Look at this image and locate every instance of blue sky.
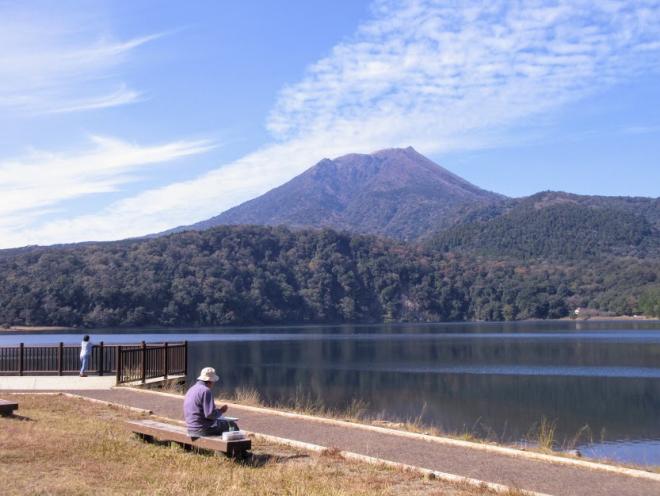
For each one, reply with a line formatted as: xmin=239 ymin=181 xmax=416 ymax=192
xmin=1 ymin=0 xmax=659 ymax=248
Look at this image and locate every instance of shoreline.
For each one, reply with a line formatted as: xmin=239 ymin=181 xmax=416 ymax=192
xmin=2 ymin=315 xmax=658 ymax=334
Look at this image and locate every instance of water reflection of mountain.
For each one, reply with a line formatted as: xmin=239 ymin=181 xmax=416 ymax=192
xmin=188 ymin=330 xmax=660 ymax=444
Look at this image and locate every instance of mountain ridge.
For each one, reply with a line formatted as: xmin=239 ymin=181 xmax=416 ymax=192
xmin=166 ymin=146 xmax=505 ymax=240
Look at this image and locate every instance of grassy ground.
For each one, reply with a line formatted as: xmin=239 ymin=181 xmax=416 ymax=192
xmin=0 ymin=395 xmax=523 ymax=496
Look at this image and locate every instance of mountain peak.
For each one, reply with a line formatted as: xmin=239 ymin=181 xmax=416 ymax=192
xmin=171 ymin=147 xmax=506 ymax=240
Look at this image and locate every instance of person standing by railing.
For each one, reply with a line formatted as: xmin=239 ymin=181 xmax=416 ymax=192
xmin=79 ymin=335 xmax=93 ymax=377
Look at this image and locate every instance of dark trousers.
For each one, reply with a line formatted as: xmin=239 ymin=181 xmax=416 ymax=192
xmin=188 ymin=420 xmax=238 ymax=437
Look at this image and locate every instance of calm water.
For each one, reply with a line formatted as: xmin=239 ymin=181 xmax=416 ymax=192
xmin=2 ymin=321 xmax=659 ymax=467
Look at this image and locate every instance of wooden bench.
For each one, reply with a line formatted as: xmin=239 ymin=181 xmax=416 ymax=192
xmin=127 ymin=419 xmax=251 ymax=457
xmin=0 ymin=399 xmax=18 ymax=416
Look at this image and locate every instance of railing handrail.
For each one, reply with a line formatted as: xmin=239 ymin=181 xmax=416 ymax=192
xmin=0 ymin=340 xmax=187 ymax=385
xmin=0 ymin=341 xmax=185 ymax=349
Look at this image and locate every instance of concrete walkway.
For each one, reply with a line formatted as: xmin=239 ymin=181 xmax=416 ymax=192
xmin=46 ymin=387 xmax=660 ymax=496
xmin=0 ymin=375 xmax=116 ymax=390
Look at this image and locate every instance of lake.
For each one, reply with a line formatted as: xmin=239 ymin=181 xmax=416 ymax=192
xmin=2 ymin=320 xmax=659 ymax=467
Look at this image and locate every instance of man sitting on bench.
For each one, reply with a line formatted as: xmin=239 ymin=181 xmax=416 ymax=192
xmin=183 ymin=366 xmax=237 ymax=437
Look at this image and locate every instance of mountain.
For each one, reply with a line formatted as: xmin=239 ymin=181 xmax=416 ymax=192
xmin=428 ymin=191 xmax=660 ymax=259
xmin=170 ymin=147 xmax=504 ymax=240
xmin=3 ymin=148 xmax=659 ymax=328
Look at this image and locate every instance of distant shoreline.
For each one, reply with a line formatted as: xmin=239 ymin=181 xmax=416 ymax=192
xmin=1 ymin=315 xmax=657 ymax=334
xmin=2 ymin=325 xmax=78 ymax=333
xmin=562 ymin=315 xmax=654 ymax=321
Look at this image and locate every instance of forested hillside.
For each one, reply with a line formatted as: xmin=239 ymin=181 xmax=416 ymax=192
xmin=429 ymin=192 xmax=660 ymax=259
xmin=1 ymin=225 xmax=658 ymax=328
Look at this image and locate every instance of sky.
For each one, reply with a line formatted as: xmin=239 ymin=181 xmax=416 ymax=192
xmin=1 ymin=0 xmax=660 ymax=249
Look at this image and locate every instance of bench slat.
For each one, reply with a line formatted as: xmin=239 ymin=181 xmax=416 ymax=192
xmin=127 ymin=419 xmax=251 ymax=454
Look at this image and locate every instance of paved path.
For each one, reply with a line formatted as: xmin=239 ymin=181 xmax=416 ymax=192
xmin=54 ymin=388 xmax=660 ymax=496
xmin=0 ymin=375 xmax=184 ymax=390
xmin=0 ymin=375 xmax=116 ymax=390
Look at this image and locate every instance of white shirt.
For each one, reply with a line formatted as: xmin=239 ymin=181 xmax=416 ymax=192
xmin=80 ymin=340 xmax=93 ymax=358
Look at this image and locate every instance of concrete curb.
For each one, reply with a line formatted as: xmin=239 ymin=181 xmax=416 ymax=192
xmin=62 ymin=392 xmax=153 ymax=415
xmin=2 ymin=392 xmax=60 ymax=395
xmin=5 ymin=391 xmax=153 ymax=415
xmin=0 ymin=375 xmax=116 ymax=390
xmin=122 ymin=386 xmax=660 ymax=482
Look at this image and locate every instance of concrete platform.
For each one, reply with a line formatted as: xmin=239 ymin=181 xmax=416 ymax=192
xmin=0 ymin=375 xmax=116 ymax=390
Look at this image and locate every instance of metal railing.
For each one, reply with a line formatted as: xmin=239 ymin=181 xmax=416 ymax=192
xmin=0 ymin=341 xmax=187 ymax=385
xmin=115 ymin=341 xmax=187 ymax=384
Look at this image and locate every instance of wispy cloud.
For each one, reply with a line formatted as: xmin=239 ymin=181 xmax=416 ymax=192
xmin=0 ymin=5 xmax=158 ymax=114
xmin=0 ymin=136 xmax=214 ymax=240
xmin=4 ymin=0 xmax=660 ymax=247
xmin=621 ymin=124 xmax=660 ymax=135
xmin=42 ymin=85 xmax=144 ymax=115
xmin=267 ymin=0 xmax=660 ymax=149
xmin=0 ymin=136 xmax=340 ymax=248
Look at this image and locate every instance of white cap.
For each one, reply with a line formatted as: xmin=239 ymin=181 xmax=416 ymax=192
xmin=197 ymin=366 xmax=220 ymax=382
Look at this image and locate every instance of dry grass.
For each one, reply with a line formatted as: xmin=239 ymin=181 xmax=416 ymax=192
xmin=220 ymin=389 xmax=507 ymax=448
xmin=528 ymin=417 xmax=558 ymax=452
xmin=0 ymin=394 xmax=508 ymax=496
xmin=232 ymin=386 xmax=263 ymax=406
xmin=223 ymin=388 xmax=437 ymax=434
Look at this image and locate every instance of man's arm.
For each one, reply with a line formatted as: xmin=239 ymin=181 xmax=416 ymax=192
xmin=202 ymin=389 xmax=217 ymax=419
xmin=202 ymin=389 xmax=228 ymax=419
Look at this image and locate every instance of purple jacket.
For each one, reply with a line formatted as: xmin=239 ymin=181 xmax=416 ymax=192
xmin=183 ymin=381 xmax=219 ymax=430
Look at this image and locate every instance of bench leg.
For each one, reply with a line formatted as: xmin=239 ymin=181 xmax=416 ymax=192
xmin=134 ymin=433 xmax=154 ymax=443
xmin=226 ymin=447 xmax=250 ymax=459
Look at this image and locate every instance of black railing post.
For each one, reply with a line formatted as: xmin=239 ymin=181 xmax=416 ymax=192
xmin=116 ymin=345 xmax=122 ymax=385
xmin=163 ymin=342 xmax=168 ymax=380
xmin=184 ymin=340 xmax=188 ymax=377
xmin=19 ymin=343 xmax=24 ymax=376
xmin=141 ymin=341 xmax=147 ymax=384
xmin=58 ymin=342 xmax=63 ymax=376
xmin=98 ymin=341 xmax=104 ymax=376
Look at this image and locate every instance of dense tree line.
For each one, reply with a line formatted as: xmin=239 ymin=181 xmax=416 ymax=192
xmin=0 ymin=225 xmax=658 ymax=328
xmin=429 ymin=203 xmax=659 ymax=260
xmin=639 ymin=287 xmax=660 ymax=317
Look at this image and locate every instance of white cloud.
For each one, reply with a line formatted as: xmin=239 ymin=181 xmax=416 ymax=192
xmin=0 ymin=136 xmax=214 ymax=240
xmin=622 ymin=124 xmax=660 ymax=135
xmin=0 ymin=5 xmax=158 ymax=114
xmin=42 ymin=84 xmax=144 ymax=115
xmin=3 ymin=0 xmax=660 ymax=247
xmin=0 ymin=136 xmax=354 ymax=248
xmin=267 ymin=0 xmax=660 ymax=146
